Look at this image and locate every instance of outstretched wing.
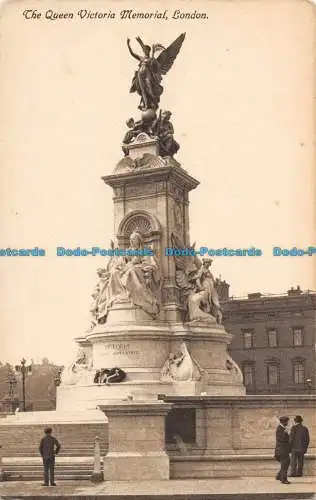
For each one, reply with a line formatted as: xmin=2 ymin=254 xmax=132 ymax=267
xmin=156 ymin=33 xmax=186 ymax=75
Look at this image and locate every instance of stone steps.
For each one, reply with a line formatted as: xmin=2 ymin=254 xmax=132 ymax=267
xmin=3 ymin=461 xmax=95 ymax=481
xmin=0 ymin=418 xmax=108 ymax=461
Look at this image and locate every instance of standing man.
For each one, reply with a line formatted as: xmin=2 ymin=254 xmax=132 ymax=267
xmin=274 ymin=416 xmax=291 ymax=484
xmin=289 ymin=415 xmax=310 ymax=477
xmin=39 ymin=427 xmax=61 ymax=486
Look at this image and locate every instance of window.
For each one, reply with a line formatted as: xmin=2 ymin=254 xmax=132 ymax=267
xmin=243 ymin=330 xmax=254 ymax=349
xmin=293 ymin=359 xmax=305 ymax=385
xmin=267 ymin=329 xmax=277 ymax=347
xmin=267 ymin=363 xmax=279 ymax=385
xmin=242 ymin=313 xmax=253 ymax=320
xmin=242 ymin=364 xmax=255 ymax=388
xmin=291 ymin=327 xmax=303 ymax=346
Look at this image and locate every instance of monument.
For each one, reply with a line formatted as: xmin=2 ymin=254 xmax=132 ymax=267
xmin=1 ymin=33 xmax=314 ymax=484
xmin=57 ymin=32 xmax=245 ymax=412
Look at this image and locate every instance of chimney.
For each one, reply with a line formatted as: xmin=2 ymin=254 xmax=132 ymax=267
xmin=216 ymin=279 xmax=230 ymax=301
xmin=287 ymin=286 xmax=302 ymax=296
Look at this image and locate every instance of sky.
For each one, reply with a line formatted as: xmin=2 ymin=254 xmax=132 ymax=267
xmin=0 ymin=0 xmax=315 ymax=365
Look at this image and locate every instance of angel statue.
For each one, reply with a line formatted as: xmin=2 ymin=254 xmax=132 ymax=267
xmin=171 ymin=233 xmax=223 ymax=324
xmin=127 ymin=33 xmax=186 ymax=111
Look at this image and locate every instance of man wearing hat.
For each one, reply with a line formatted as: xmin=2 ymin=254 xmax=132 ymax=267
xmin=289 ymin=415 xmax=310 ymax=477
xmin=274 ymin=416 xmax=291 ymax=484
xmin=39 ymin=427 xmax=61 ymax=486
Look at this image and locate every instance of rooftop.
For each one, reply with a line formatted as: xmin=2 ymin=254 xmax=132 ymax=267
xmin=224 ymin=286 xmax=316 ymax=303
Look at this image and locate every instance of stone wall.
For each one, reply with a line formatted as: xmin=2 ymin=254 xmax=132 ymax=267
xmin=164 ymin=394 xmax=316 ymax=477
xmin=1 ymin=395 xmax=315 ymax=479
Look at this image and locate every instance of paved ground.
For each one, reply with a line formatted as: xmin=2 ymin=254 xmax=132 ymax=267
xmin=0 ymin=477 xmax=315 ymax=499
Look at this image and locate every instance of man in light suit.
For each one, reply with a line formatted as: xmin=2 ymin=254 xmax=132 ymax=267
xmin=289 ymin=415 xmax=310 ymax=477
xmin=274 ymin=416 xmax=291 ymax=484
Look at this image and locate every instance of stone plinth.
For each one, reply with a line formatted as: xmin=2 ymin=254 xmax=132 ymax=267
xmin=100 ymin=401 xmax=173 ymax=481
xmin=61 ymin=320 xmax=245 ymax=411
xmin=126 ymin=133 xmax=159 ymax=160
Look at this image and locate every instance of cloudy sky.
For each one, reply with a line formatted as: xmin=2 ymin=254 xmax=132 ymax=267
xmin=0 ymin=0 xmax=315 ymax=365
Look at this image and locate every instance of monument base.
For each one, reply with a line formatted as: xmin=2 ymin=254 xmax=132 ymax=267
xmin=64 ymin=319 xmax=245 ymax=410
xmin=100 ymin=401 xmax=173 ymax=481
xmin=104 ymin=452 xmax=170 ymax=481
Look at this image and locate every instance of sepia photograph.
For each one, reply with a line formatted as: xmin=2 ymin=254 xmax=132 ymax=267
xmin=0 ymin=0 xmax=315 ymax=497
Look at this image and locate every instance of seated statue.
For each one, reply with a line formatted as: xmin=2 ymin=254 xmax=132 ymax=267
xmin=88 ymin=230 xmax=161 ymax=327
xmin=171 ymin=233 xmax=222 ymax=324
xmin=153 ymin=110 xmax=179 ymax=157
xmin=187 ymin=258 xmax=222 ymax=324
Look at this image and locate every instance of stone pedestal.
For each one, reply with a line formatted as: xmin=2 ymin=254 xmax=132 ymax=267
xmin=57 ymin=318 xmax=245 ymax=411
xmin=100 ymin=401 xmax=172 ymax=481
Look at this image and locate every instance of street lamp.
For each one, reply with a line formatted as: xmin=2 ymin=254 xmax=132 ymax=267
xmin=7 ymin=372 xmax=17 ymax=399
xmin=7 ymin=371 xmax=18 ymax=413
xmin=15 ymin=358 xmax=32 ymax=412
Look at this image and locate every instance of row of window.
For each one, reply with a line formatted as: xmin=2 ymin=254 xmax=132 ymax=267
xmin=242 ymin=327 xmax=303 ymax=349
xmin=243 ymin=359 xmax=306 ymax=388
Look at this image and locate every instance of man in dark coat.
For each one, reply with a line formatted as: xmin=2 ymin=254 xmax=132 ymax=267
xmin=39 ymin=427 xmax=61 ymax=486
xmin=289 ymin=415 xmax=310 ymax=477
xmin=274 ymin=416 xmax=291 ymax=484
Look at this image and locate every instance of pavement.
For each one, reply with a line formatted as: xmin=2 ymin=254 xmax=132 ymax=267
xmin=0 ymin=476 xmax=315 ymax=499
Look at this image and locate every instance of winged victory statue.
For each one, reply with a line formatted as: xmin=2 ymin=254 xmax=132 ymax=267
xmin=127 ymin=33 xmax=186 ymax=111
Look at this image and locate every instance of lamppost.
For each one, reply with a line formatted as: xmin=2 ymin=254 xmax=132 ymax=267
xmin=15 ymin=358 xmax=32 ymax=412
xmin=8 ymin=372 xmax=17 ymax=398
xmin=7 ymin=371 xmax=18 ymax=413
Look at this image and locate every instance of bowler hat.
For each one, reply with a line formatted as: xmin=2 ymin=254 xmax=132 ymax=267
xmin=294 ymin=415 xmax=303 ymax=423
xmin=279 ymin=416 xmax=289 ymax=424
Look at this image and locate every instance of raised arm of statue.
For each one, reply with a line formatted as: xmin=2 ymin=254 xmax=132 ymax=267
xmin=136 ymin=36 xmax=148 ymax=54
xmin=127 ymin=38 xmax=141 ymax=61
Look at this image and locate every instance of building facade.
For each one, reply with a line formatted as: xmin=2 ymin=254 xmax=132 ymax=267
xmin=221 ymin=286 xmax=316 ymax=394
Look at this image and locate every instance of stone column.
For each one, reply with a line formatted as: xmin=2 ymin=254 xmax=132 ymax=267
xmin=100 ymin=401 xmax=173 ymax=481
